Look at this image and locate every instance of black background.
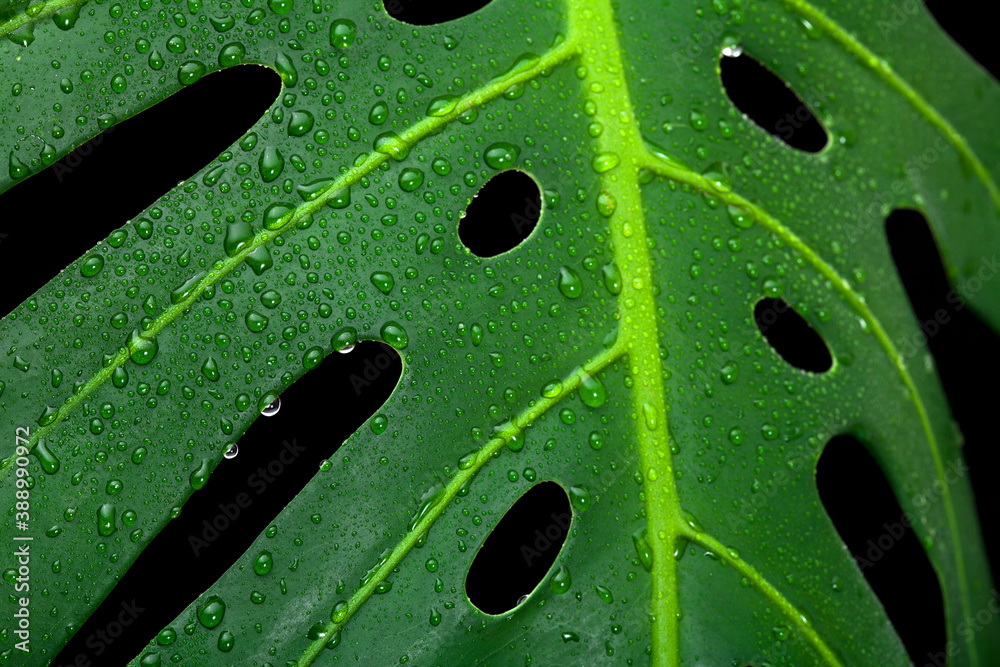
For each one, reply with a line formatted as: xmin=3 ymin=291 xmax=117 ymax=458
xmin=0 ymin=2 xmax=997 ymax=665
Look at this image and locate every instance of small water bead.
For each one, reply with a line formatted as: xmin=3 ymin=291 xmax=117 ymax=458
xmin=170 ymin=271 xmax=206 ymax=304
xmin=34 ymin=440 xmax=60 ymax=473
xmin=374 ymin=132 xmax=410 ymax=161
xmin=128 ymin=329 xmax=158 ymax=365
xmin=178 ymin=60 xmax=206 ymax=85
xmin=398 ymin=168 xmax=424 ymax=192
xmin=197 ymin=596 xmax=226 ymax=628
xmin=245 ymin=311 xmax=269 ymax=332
xmin=596 ymin=585 xmax=614 ymax=604
xmin=701 ymin=161 xmax=732 ymax=192
xmin=425 ymin=558 xmax=438 ymax=572
xmin=189 ymin=459 xmax=211 ymax=490
xmin=267 ymin=0 xmax=292 ymax=14
xmin=592 ymin=152 xmax=620 ymax=173
xmin=483 ymin=142 xmax=520 ymax=169
xmin=303 ymin=347 xmax=324 ymax=370
xmin=371 ymin=414 xmax=389 ymax=434
xmin=263 ymin=202 xmax=296 ymax=230
xmin=602 ymin=262 xmax=622 ymax=295
xmin=223 ymin=444 xmax=238 ymax=459
xmin=568 ymin=486 xmax=591 ymax=512
xmin=330 ymin=19 xmax=357 ymax=48
xmin=549 ymin=566 xmax=571 ymax=594
xmin=261 ymin=397 xmax=281 ymax=417
xmin=253 ymin=551 xmax=273 ymax=575
xmin=596 ymin=191 xmax=617 ymax=217
xmin=426 ymin=95 xmax=458 ymax=117
xmin=587 ymin=431 xmax=605 ymax=451
xmin=288 ymin=110 xmax=314 ymax=137
xmin=81 ymin=255 xmax=104 ymax=277
xmin=332 ymin=327 xmax=357 ymax=352
xmin=720 ymin=362 xmax=739 ymax=384
xmin=97 ymin=503 xmax=116 ymax=536
xmin=219 ymin=42 xmax=245 ymax=67
xmin=632 ymin=529 xmax=653 ymax=572
xmin=370 ymin=271 xmax=394 ymax=294
xmin=368 ymin=101 xmax=388 ymax=125
xmin=558 ymin=266 xmax=583 ymax=299
xmin=432 ymin=157 xmax=451 ymax=175
xmin=259 ymin=147 xmax=284 ymax=182
xmin=541 ymin=380 xmax=562 ymax=398
xmin=380 ymin=321 xmax=408 ymax=349
xmin=218 ymin=630 xmax=235 ymax=652
xmin=578 ymin=371 xmax=607 ymax=408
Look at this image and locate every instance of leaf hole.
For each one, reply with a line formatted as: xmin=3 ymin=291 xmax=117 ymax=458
xmin=753 ymin=298 xmax=833 ymax=373
xmin=0 ymin=65 xmax=281 ymax=319
xmin=817 ymin=434 xmax=946 ymax=664
xmin=50 ymin=342 xmax=400 ymax=666
xmin=885 ymin=207 xmax=1000 ymax=567
xmin=458 ymin=169 xmax=541 ymax=258
xmin=382 ymin=0 xmax=492 ymax=25
xmin=466 ymin=481 xmax=572 ymax=614
xmin=719 ymin=51 xmax=828 ymax=153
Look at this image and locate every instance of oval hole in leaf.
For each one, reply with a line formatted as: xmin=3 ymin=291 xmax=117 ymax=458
xmin=383 ymin=0 xmax=492 ymax=25
xmin=817 ymin=435 xmax=946 ymax=663
xmin=719 ymin=52 xmax=828 ymax=153
xmin=0 ymin=65 xmax=281 ymax=319
xmin=466 ymin=481 xmax=572 ymax=614
xmin=459 ymin=169 xmax=541 ymax=257
xmin=50 ymin=342 xmax=400 ymax=666
xmin=753 ymin=298 xmax=833 ymax=372
xmin=885 ymin=207 xmax=1000 ymax=566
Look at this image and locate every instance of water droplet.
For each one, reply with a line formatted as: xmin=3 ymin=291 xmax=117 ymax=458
xmin=632 ymin=529 xmax=653 ymax=572
xmin=380 ymin=321 xmax=408 ymax=349
xmin=330 ymin=19 xmax=357 ymax=48
xmin=189 ymin=459 xmax=211 ymax=490
xmin=558 ymin=266 xmax=583 ymax=299
xmin=261 ymin=397 xmax=281 ymax=417
xmin=34 ymin=439 xmax=60 ymax=474
xmin=253 ymin=551 xmax=273 ymax=575
xmin=128 ymin=329 xmax=158 ymax=365
xmin=178 ymin=60 xmax=206 ymax=85
xmin=578 ymin=371 xmax=607 ymax=408
xmin=288 ymin=110 xmax=315 ymax=137
xmin=484 ymin=142 xmax=520 ymax=169
xmin=592 ymin=152 xmax=620 ymax=173
xmin=81 ymin=255 xmax=104 ymax=277
xmin=223 ymin=444 xmax=238 ymax=459
xmin=197 ymin=596 xmax=226 ymax=628
xmin=97 ymin=503 xmax=116 ymax=536
xmin=549 ymin=566 xmax=571 ymax=594
xmin=398 ymin=168 xmax=424 ymax=192
xmin=426 ymin=95 xmax=458 ymax=117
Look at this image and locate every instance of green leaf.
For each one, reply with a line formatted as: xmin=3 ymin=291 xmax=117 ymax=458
xmin=2 ymin=0 xmax=999 ymax=665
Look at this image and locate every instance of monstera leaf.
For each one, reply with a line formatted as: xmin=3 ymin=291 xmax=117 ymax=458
xmin=2 ymin=0 xmax=999 ymax=664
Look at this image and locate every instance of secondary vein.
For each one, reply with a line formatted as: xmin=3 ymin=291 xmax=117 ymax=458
xmin=294 ymin=344 xmax=624 ymax=667
xmin=643 ymin=149 xmax=973 ymax=664
xmin=776 ymin=0 xmax=1000 ymax=219
xmin=0 ymin=38 xmax=579 ymax=476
